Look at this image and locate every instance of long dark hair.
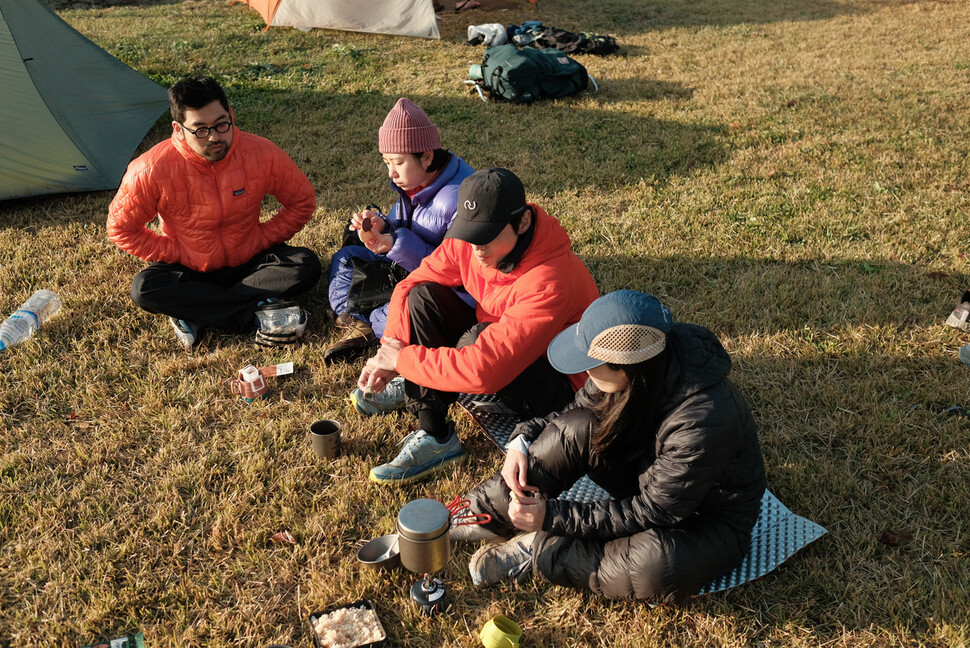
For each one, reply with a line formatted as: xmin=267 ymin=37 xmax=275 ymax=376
xmin=590 ymin=348 xmax=671 ymax=461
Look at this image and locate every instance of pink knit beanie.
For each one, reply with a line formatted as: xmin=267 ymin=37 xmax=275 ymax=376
xmin=378 ymin=98 xmax=441 ymax=154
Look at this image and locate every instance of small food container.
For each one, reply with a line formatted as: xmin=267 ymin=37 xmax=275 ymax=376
xmin=396 ymin=498 xmax=451 ymax=574
xmin=356 ymin=534 xmax=401 ymax=571
xmin=308 ymin=599 xmax=387 ymax=648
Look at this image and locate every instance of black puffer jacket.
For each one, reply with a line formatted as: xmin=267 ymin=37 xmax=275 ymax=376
xmin=465 ymin=323 xmax=765 ymax=600
xmin=514 ymin=322 xmax=766 ymax=538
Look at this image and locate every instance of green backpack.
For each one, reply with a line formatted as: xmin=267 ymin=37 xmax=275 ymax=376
xmin=469 ymin=44 xmax=591 ymax=104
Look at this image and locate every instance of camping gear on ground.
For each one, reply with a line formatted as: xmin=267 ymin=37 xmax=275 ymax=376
xmin=945 ymin=289 xmax=970 ymax=332
xmin=308 ymin=600 xmax=388 ymax=648
xmin=480 ymin=615 xmax=523 ymax=648
xmin=345 ymin=258 xmax=409 ymax=317
xmin=467 ymin=44 xmax=596 ymax=104
xmin=233 ymin=365 xmax=268 ymax=401
xmin=467 ymin=23 xmax=508 ymax=47
xmin=0 ymin=0 xmax=168 ymax=201
xmin=0 ymin=290 xmax=61 ymax=351
xmin=457 ymin=392 xmax=828 ymax=595
xmin=395 ymin=497 xmax=492 ymax=614
xmin=398 ymin=498 xmax=451 ymax=614
xmin=357 ymin=534 xmax=402 ymax=570
xmin=309 ymin=419 xmax=342 ymax=459
xmin=508 ymin=21 xmax=620 ymax=56
xmin=397 ymin=499 xmax=451 ymax=572
xmin=229 ymin=362 xmax=294 ymax=402
xmin=444 ymin=494 xmax=492 ymax=526
xmin=79 ymin=631 xmax=145 ymax=648
xmin=255 ymin=300 xmax=308 ymax=348
xmin=231 ymin=0 xmax=440 ymax=39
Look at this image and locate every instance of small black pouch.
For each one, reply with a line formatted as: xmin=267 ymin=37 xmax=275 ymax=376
xmin=345 ymin=257 xmax=408 ymax=316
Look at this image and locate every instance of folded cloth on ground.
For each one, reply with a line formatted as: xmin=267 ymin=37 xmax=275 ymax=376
xmin=508 ymin=21 xmax=619 ymax=55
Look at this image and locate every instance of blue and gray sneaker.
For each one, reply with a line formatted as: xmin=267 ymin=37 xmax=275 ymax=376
xmin=351 ymin=376 xmax=406 ymax=416
xmin=369 ymin=427 xmax=467 ymax=484
xmin=169 ymin=317 xmax=199 ymax=349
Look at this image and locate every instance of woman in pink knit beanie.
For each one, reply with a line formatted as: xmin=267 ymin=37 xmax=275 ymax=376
xmin=325 ymin=98 xmax=476 ymax=367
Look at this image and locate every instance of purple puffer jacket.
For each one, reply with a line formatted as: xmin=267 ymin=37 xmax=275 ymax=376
xmin=382 ymin=153 xmax=475 ymax=271
xmin=327 ymin=153 xmax=475 ymax=336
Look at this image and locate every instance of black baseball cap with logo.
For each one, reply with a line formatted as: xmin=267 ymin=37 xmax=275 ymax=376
xmin=445 ymin=167 xmax=528 ymax=246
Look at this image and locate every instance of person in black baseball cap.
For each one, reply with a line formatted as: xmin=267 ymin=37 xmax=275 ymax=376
xmin=443 ymin=167 xmax=534 ymax=272
xmin=445 ymin=167 xmax=528 ymax=246
xmin=351 ymin=167 xmax=600 ymax=485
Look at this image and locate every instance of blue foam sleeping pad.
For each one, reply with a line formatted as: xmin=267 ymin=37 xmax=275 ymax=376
xmin=457 ymin=394 xmax=828 ymax=595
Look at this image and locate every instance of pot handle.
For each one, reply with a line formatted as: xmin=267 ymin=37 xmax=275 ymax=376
xmin=452 ymin=512 xmax=492 ymax=526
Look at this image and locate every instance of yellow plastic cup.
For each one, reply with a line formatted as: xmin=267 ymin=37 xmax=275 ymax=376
xmin=479 ymin=615 xmax=522 ymax=648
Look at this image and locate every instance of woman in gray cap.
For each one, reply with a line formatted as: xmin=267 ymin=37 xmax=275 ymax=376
xmin=455 ymin=290 xmax=766 ymax=603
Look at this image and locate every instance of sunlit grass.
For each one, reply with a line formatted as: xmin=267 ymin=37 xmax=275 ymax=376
xmin=1 ymin=0 xmax=968 ymax=646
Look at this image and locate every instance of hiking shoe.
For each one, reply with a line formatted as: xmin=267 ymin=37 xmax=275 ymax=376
xmin=351 ymin=376 xmax=406 ymax=416
xmin=368 ymin=427 xmax=467 ymax=484
xmin=945 ymin=291 xmax=970 ymax=333
xmin=169 ymin=317 xmax=199 ymax=349
xmin=324 ymin=315 xmax=378 ymax=364
xmin=960 ymin=345 xmax=970 ymax=367
xmin=335 ymin=312 xmax=358 ymax=328
xmin=468 ymin=531 xmax=536 ymax=587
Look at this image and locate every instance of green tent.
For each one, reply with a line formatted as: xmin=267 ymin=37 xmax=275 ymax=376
xmin=0 ymin=0 xmax=168 ymax=201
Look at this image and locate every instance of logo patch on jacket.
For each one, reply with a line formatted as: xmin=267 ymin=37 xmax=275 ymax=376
xmin=233 ymin=188 xmax=246 ymax=196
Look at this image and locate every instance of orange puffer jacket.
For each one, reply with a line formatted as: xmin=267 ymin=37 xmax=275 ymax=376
xmin=107 ymin=126 xmax=316 ymax=273
xmin=383 ymin=205 xmax=600 ymax=394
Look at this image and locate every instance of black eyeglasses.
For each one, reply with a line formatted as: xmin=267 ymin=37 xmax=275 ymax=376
xmin=181 ymin=120 xmax=232 ymax=139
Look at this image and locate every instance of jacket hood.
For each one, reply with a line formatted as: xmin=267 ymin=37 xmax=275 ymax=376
xmin=661 ymin=323 xmax=732 ymax=408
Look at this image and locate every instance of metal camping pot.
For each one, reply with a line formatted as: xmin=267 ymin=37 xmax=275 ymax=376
xmin=397 ymin=498 xmax=451 ymax=574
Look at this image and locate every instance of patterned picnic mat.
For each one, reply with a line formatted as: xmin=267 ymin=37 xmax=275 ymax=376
xmin=457 ymin=393 xmax=828 ymax=595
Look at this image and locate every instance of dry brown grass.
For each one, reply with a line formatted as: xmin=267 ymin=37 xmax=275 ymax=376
xmin=2 ymin=0 xmax=969 ymax=646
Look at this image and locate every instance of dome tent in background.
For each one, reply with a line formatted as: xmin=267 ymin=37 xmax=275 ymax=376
xmin=231 ymin=0 xmax=440 ymax=39
xmin=0 ymin=0 xmax=168 ymax=201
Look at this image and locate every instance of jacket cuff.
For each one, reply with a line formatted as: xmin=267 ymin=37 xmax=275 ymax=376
xmin=505 ymin=436 xmax=531 ymax=455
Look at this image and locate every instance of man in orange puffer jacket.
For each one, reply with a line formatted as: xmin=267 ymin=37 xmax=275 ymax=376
xmin=107 ymin=76 xmax=320 ymax=349
xmin=355 ymin=168 xmax=600 ymax=484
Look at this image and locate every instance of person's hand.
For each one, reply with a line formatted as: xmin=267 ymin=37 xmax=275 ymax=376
xmin=501 ymin=449 xmax=536 ymax=499
xmin=370 ymin=337 xmax=405 ymax=372
xmin=508 ymin=493 xmax=546 ymax=532
xmin=357 ymin=361 xmax=398 ymax=393
xmin=363 ymin=231 xmax=394 ymax=255
xmin=357 ymin=338 xmax=406 ymax=392
xmin=349 ymin=209 xmax=386 ymax=234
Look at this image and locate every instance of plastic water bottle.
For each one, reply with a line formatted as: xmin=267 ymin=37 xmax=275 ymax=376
xmin=0 ymin=289 xmax=62 ymax=351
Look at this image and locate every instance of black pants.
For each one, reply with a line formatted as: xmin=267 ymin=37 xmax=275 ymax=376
xmin=405 ymin=282 xmax=574 ymax=439
xmin=130 ymin=244 xmax=321 ymax=332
